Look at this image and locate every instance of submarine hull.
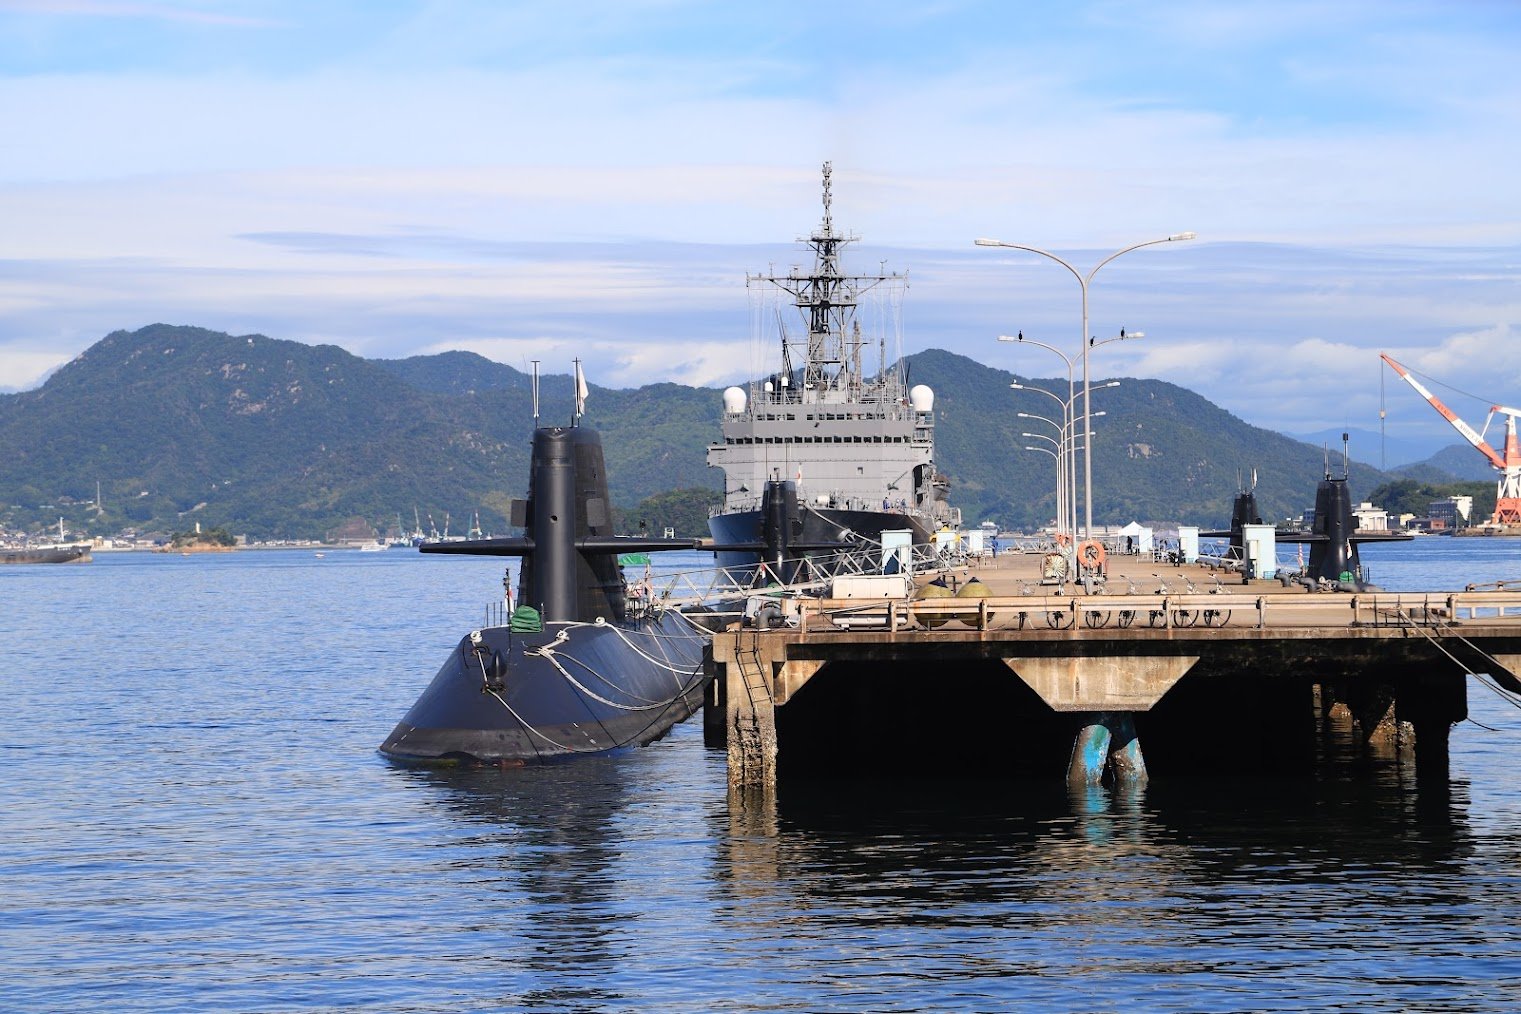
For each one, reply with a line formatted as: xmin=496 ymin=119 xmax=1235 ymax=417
xmin=379 ymin=611 xmax=708 ymax=765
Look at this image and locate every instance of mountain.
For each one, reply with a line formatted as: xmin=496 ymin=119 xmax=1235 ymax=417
xmin=912 ymin=349 xmax=1391 ymax=530
xmin=0 ymin=324 xmax=1415 ymax=540
xmin=1288 ymin=426 xmax=1444 ymax=471
xmin=1393 ymin=443 xmax=1499 ymax=483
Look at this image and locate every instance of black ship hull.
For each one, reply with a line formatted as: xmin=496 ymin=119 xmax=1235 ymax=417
xmin=1 ymin=545 xmax=91 ymax=564
xmin=380 ymin=610 xmax=708 ymax=765
xmin=709 ymin=506 xmax=936 ymax=575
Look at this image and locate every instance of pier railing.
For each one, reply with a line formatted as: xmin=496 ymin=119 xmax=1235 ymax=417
xmin=477 ymin=542 xmax=957 ymax=628
xmin=788 ymin=589 xmax=1521 ymax=635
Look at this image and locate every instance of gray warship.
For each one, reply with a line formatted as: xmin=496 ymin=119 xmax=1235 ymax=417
xmin=706 ymin=163 xmax=959 ymax=574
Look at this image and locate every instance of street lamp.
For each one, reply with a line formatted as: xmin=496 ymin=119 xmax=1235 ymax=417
xmin=1018 ymin=413 xmax=1067 ymax=535
xmin=1011 ymin=381 xmax=1119 ymax=542
xmin=977 ymin=232 xmax=1194 ymax=536
xmin=1011 ymin=381 xmax=1075 ymax=540
xmin=1001 ymin=332 xmax=1078 ymax=541
xmin=1020 ymin=435 xmax=1064 ymax=541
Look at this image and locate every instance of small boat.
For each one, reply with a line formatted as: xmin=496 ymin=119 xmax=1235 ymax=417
xmin=1 ymin=519 xmax=93 ymax=564
xmin=1 ymin=543 xmax=91 ymax=565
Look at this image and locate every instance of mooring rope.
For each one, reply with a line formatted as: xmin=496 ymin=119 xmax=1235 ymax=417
xmin=471 ymin=635 xmax=623 ymax=755
xmin=527 ymin=620 xmax=704 ymax=686
xmin=1393 ymin=607 xmax=1521 ymax=716
xmin=549 ymin=643 xmax=700 ymax=708
xmin=529 ymin=642 xmax=703 ymax=713
xmin=604 ymin=623 xmax=707 ymax=676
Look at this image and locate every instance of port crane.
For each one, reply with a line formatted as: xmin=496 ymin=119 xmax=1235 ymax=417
xmin=1380 ymin=353 xmax=1521 ymax=526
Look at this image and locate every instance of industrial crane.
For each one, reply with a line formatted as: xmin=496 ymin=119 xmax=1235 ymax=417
xmin=1380 ymin=353 xmax=1521 ymax=526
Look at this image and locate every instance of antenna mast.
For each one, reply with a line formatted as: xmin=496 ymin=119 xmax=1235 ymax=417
xmin=531 ymin=360 xmax=540 ymax=427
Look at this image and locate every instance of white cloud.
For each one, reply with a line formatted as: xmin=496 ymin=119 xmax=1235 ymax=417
xmin=417 ymin=335 xmax=759 ymax=390
xmin=1 ymin=0 xmax=1519 ymax=464
xmin=0 ymin=349 xmax=71 ymax=391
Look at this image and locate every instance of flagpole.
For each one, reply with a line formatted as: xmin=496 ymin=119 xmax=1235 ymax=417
xmin=572 ymin=358 xmax=588 ymax=426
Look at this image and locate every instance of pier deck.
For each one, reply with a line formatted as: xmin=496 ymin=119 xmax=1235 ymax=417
xmin=703 ymin=550 xmax=1521 ymax=792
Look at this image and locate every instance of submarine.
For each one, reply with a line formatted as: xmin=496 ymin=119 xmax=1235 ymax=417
xmin=378 ymin=422 xmax=714 ymax=765
xmin=1276 ymin=438 xmax=1412 ymax=590
xmin=1205 ymin=437 xmax=1411 ymax=591
xmin=1199 ymin=471 xmax=1267 ymax=566
xmin=380 ymin=371 xmax=852 ymax=765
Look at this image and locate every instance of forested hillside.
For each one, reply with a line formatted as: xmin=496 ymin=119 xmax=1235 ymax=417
xmin=0 ymin=324 xmax=1415 ymax=540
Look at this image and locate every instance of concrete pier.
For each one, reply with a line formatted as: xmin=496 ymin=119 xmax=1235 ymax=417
xmin=703 ymin=550 xmax=1521 ymax=790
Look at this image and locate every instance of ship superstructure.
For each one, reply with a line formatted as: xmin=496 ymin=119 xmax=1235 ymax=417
xmin=706 ymin=163 xmax=957 ymax=568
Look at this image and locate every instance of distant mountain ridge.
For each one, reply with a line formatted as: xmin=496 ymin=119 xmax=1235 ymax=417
xmin=0 ymin=324 xmax=1415 ymax=539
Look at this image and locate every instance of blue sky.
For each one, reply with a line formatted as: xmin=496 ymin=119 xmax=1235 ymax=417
xmin=2 ymin=0 xmax=1520 ymax=463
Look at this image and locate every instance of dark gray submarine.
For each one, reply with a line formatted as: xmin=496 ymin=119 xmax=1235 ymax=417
xmin=379 ymin=422 xmax=715 ymax=766
xmin=380 ymin=397 xmax=845 ymax=765
xmin=1205 ymin=436 xmax=1410 ymax=591
xmin=1276 ymin=445 xmax=1412 ymax=590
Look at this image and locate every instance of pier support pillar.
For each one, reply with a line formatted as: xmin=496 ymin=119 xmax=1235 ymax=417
xmin=1106 ymin=713 xmax=1148 ymax=786
xmin=1067 ymin=720 xmax=1111 ymax=787
xmin=1411 ymin=719 xmax=1452 ymax=781
xmin=1398 ymin=670 xmax=1467 ymax=781
xmin=1347 ymin=682 xmax=1406 ymax=758
xmin=714 ymin=633 xmax=778 ymax=794
xmin=1067 ymin=712 xmax=1147 ymax=788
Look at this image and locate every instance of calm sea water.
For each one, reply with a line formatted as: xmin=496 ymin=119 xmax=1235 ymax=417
xmin=6 ymin=538 xmax=1521 ymax=1012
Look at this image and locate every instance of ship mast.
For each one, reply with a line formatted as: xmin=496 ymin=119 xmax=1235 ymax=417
xmin=749 ymin=162 xmax=903 ymax=401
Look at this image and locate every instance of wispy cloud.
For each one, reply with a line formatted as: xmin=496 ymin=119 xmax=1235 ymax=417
xmin=0 ymin=0 xmax=1518 ymax=460
xmin=0 ymin=0 xmax=280 ymax=27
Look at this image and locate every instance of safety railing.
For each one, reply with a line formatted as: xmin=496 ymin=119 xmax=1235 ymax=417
xmin=786 ymin=588 xmax=1521 ymax=636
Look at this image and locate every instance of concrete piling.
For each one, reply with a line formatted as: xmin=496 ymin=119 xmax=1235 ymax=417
xmin=699 ymin=552 xmax=1521 ymax=794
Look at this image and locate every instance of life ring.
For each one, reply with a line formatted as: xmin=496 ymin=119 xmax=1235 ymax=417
xmin=1078 ymin=539 xmax=1106 ymax=569
xmin=1055 ymin=532 xmax=1072 ymax=547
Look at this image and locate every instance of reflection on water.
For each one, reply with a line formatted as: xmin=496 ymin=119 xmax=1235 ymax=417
xmin=706 ymin=771 xmax=1508 ymax=1011
xmin=397 ymin=764 xmax=634 ymax=1011
xmin=4 ymin=545 xmax=1521 ymax=1011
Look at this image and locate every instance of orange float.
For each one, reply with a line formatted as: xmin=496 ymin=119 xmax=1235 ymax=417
xmin=1078 ymin=539 xmax=1106 ymax=569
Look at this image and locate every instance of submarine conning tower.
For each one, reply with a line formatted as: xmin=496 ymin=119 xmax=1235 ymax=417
xmin=761 ymin=478 xmax=803 ymax=584
xmin=1302 ymin=473 xmax=1374 ymax=584
xmin=1276 ymin=435 xmax=1412 ymax=587
xmin=419 ymin=424 xmax=714 ymax=620
xmin=1223 ymin=488 xmax=1263 ymax=560
xmin=517 ymin=426 xmax=624 ymax=623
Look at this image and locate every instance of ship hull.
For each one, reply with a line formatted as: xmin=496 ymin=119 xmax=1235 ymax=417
xmin=379 ymin=610 xmax=708 ymax=765
xmin=709 ymin=506 xmax=936 ymax=574
xmin=1 ymin=545 xmax=91 ymax=564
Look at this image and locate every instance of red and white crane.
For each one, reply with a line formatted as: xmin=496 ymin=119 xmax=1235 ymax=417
xmin=1381 ymin=353 xmax=1521 ymax=526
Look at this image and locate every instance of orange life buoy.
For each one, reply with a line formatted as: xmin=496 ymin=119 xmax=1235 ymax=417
xmin=1078 ymin=539 xmax=1106 ymax=569
xmin=1055 ymin=532 xmax=1072 ymax=547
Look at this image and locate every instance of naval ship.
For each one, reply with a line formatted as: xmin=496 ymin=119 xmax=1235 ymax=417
xmin=706 ymin=163 xmax=958 ymax=573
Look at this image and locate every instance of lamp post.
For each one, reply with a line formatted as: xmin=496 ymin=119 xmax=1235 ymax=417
xmin=1021 ymin=442 xmax=1063 ymax=544
xmin=1018 ymin=420 xmax=1066 ymax=540
xmin=977 ymin=232 xmax=1194 ymax=537
xmin=1011 ymin=378 xmax=1120 ymax=543
xmin=1019 ymin=427 xmax=1067 ymax=541
xmin=1003 ymin=332 xmax=1076 ymax=541
xmin=1011 ymin=382 xmax=1075 ymax=541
